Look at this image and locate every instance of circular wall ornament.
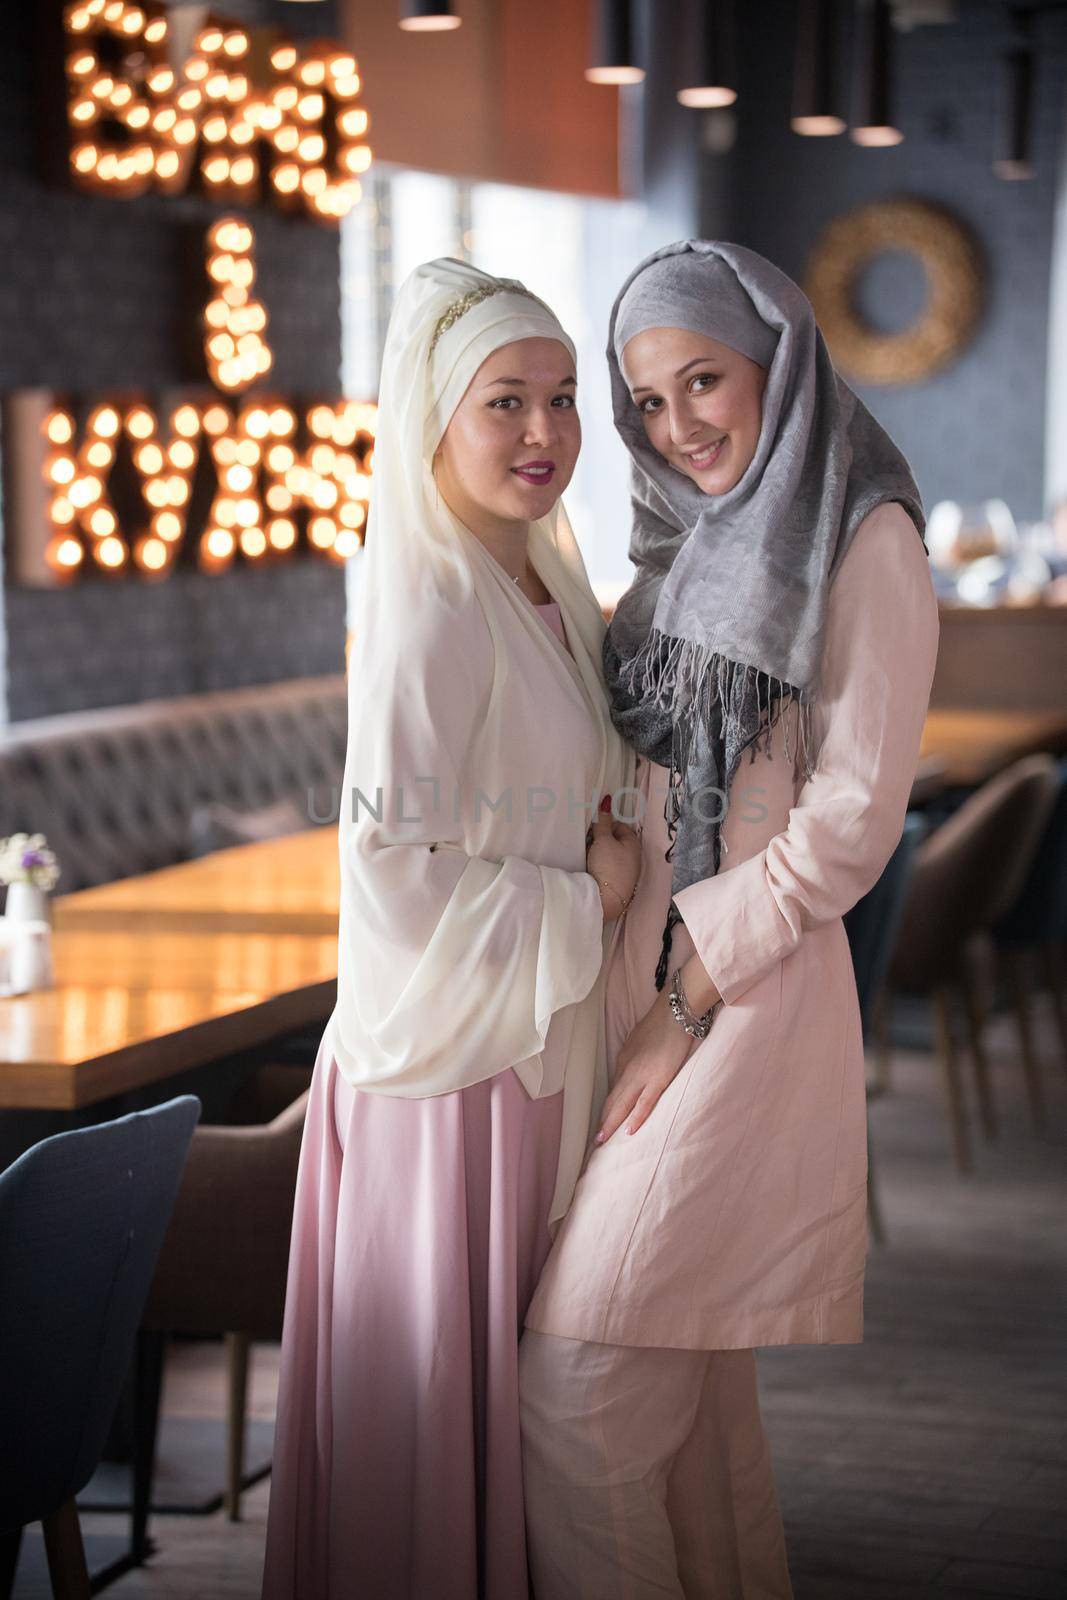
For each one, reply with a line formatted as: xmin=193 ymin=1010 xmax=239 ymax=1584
xmin=804 ymin=198 xmax=984 ymax=386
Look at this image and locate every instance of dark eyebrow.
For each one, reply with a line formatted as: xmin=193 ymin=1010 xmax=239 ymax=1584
xmin=484 ymin=375 xmax=577 ymax=388
xmin=631 ymin=356 xmax=718 ymax=397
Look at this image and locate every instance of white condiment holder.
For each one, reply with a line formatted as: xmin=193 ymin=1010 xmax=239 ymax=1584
xmin=0 ymin=919 xmax=54 ymax=996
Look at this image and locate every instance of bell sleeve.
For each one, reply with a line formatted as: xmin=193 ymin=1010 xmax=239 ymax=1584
xmin=673 ymin=501 xmax=940 ymax=1005
xmin=331 ymin=606 xmax=605 ymax=1096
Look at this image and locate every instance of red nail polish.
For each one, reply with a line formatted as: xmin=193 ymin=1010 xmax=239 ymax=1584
xmin=599 ymin=796 xmax=612 ymax=814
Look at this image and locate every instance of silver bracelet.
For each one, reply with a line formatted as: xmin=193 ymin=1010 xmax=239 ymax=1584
xmin=667 ymin=966 xmax=717 ymax=1040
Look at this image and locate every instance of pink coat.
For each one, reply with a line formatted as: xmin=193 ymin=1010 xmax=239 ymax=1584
xmin=525 ymin=503 xmax=940 ymax=1350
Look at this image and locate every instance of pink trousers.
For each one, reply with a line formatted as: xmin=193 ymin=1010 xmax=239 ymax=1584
xmin=518 ymin=1330 xmax=794 ymax=1600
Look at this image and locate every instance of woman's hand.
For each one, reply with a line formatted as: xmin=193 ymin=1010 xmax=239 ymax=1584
xmin=595 ymin=987 xmax=694 ymax=1142
xmin=587 ymin=801 xmax=642 ymax=922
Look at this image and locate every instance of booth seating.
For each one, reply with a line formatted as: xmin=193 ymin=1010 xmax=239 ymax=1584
xmin=0 ymin=675 xmax=347 ymax=894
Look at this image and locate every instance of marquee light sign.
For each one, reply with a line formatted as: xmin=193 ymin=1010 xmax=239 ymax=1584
xmin=4 ymin=211 xmax=377 ymax=585
xmin=4 ymin=10 xmax=380 ymax=586
xmin=204 ymin=216 xmax=272 ymax=392
xmin=5 ymin=390 xmax=376 ymax=583
xmin=56 ymin=0 xmax=372 ymax=223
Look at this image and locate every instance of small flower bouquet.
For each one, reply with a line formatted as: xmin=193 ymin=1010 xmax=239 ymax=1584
xmin=0 ymin=833 xmax=61 ymax=893
xmin=0 ymin=834 xmax=59 ymax=992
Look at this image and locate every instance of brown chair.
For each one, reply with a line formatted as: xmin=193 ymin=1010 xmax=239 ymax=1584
xmin=991 ymin=756 xmax=1067 ymax=1122
xmin=886 ymin=755 xmax=1059 ymax=1173
xmin=135 ymin=1065 xmax=311 ymax=1536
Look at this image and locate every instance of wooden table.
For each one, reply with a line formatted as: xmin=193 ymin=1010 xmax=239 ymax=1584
xmin=920 ymin=708 xmax=1067 ymax=788
xmin=0 ymin=925 xmax=336 ymax=1109
xmin=53 ymin=827 xmax=340 ymax=935
xmin=2 ymin=831 xmax=341 ymax=1110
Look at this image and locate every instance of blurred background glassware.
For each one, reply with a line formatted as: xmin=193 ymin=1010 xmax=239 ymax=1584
xmin=926 ymin=499 xmax=965 ymax=573
xmin=927 ymin=498 xmax=1019 ymax=574
xmin=1003 ymin=547 xmax=1053 ymax=603
xmin=961 ymin=498 xmax=1018 ymax=562
xmin=955 ymin=553 xmax=1010 ymax=606
xmin=926 ymin=499 xmax=1049 ymax=604
xmin=954 ymin=546 xmax=1052 ymax=606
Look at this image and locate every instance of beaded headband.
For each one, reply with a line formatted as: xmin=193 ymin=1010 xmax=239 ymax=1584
xmin=428 ymin=279 xmax=531 ymax=354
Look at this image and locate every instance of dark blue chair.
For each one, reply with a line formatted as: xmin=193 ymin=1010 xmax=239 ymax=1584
xmin=991 ymin=755 xmax=1067 ymax=1124
xmin=0 ymin=1096 xmax=201 ymax=1599
xmin=845 ymin=813 xmax=929 ymax=1040
xmin=843 ymin=813 xmax=928 ymax=1244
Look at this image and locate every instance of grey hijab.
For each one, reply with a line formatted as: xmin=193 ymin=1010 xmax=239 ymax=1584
xmin=604 ymin=240 xmax=927 ymax=989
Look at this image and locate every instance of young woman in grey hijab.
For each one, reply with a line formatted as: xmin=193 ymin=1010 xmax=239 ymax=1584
xmin=520 ymin=241 xmax=940 ymax=1598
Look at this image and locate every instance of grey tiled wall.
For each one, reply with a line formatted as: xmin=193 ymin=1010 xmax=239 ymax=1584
xmin=703 ymin=0 xmax=1067 ymax=523
xmin=0 ymin=0 xmax=347 ymax=723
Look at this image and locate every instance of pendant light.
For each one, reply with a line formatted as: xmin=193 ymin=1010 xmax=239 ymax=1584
xmin=399 ymin=1 xmax=461 ymax=31
xmin=586 ymin=0 xmax=644 ymax=86
xmin=678 ymin=0 xmax=738 ymax=109
xmin=791 ymin=0 xmax=845 ymax=135
xmin=851 ymin=0 xmax=903 ymax=145
xmin=994 ymin=8 xmax=1035 ymax=179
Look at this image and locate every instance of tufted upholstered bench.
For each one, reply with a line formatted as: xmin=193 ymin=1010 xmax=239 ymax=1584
xmin=0 ymin=675 xmax=348 ymax=894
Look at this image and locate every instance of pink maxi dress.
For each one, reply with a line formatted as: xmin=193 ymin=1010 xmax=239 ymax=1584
xmin=262 ymin=602 xmax=574 ymax=1600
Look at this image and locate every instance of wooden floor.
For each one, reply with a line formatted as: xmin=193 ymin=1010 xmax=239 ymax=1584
xmin=13 ymin=993 xmax=1067 ymax=1599
xmin=762 ymin=993 xmax=1067 ymax=1600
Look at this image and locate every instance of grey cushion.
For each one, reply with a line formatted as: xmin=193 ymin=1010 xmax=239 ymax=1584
xmin=187 ymin=797 xmax=308 ymax=859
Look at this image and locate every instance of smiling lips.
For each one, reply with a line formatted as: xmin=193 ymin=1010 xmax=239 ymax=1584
xmin=511 ymin=459 xmax=556 ymax=486
xmin=684 ymin=437 xmax=727 ymax=471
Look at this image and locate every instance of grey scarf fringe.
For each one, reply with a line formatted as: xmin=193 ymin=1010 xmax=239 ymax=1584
xmin=609 ymin=627 xmax=819 ymax=994
xmin=623 ymin=625 xmax=819 ymax=812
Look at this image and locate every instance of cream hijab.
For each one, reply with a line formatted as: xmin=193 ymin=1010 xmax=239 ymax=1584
xmin=327 ymin=258 xmax=633 ymax=1225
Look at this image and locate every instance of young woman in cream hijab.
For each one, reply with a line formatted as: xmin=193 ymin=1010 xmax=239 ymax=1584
xmin=520 ymin=241 xmax=941 ymax=1598
xmin=261 ymin=259 xmax=636 ymax=1600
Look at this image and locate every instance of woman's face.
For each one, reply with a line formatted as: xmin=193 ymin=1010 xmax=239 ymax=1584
xmin=434 ymin=337 xmax=580 ymax=537
xmin=620 ymin=327 xmax=767 ymax=495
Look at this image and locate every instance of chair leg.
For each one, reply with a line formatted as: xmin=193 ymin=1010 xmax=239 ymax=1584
xmin=41 ymin=1499 xmax=90 ymax=1600
xmin=226 ymin=1332 xmax=251 ymax=1522
xmin=1039 ymin=940 xmax=1067 ymax=1075
xmin=871 ymin=987 xmax=893 ymax=1091
xmin=866 ymin=1106 xmax=886 ymax=1247
xmin=132 ymin=1329 xmax=167 ymax=1565
xmin=1003 ymin=948 xmax=1047 ymax=1129
xmin=931 ymin=988 xmax=970 ymax=1173
xmin=961 ymin=966 xmax=997 ymax=1139
xmin=0 ymin=1526 xmax=22 ymax=1600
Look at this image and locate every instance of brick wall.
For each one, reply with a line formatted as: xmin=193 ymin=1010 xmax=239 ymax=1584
xmin=0 ymin=0 xmax=348 ymax=723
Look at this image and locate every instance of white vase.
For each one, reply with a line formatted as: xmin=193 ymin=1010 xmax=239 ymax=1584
xmin=2 ymin=922 xmax=53 ymax=994
xmin=3 ymin=881 xmax=51 ymax=925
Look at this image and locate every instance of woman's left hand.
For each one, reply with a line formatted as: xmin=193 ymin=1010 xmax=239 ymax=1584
xmin=595 ymin=988 xmax=695 ymax=1144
